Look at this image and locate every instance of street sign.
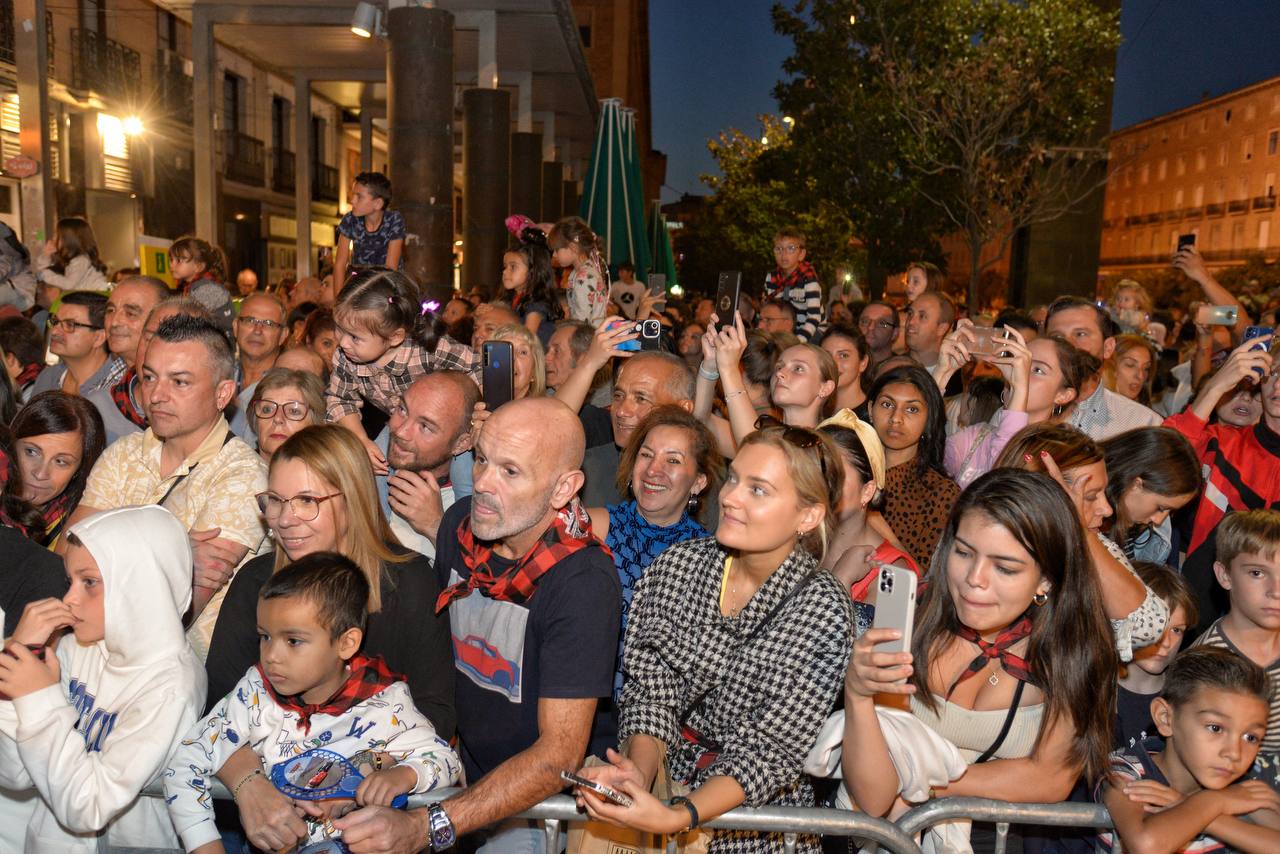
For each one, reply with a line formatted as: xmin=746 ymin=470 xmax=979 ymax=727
xmin=3 ymin=156 xmax=39 ymax=178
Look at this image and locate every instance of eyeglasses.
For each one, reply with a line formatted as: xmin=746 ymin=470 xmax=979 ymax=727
xmin=773 ymin=244 xmax=802 ymax=254
xmin=252 ymin=399 xmax=312 ymax=421
xmin=47 ymin=315 xmax=102 ymax=333
xmin=754 ymin=414 xmax=830 ymax=480
xmin=860 ymin=318 xmax=897 ymax=331
xmin=236 ymin=316 xmax=285 ymax=330
xmin=256 ymin=491 xmax=343 ymax=521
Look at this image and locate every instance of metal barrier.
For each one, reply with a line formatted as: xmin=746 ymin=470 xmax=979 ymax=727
xmin=897 ymin=797 xmax=1118 ymax=854
xmin=143 ymin=783 xmax=1126 ymax=853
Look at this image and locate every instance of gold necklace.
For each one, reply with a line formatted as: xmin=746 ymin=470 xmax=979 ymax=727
xmin=727 ymin=560 xmax=743 ymax=618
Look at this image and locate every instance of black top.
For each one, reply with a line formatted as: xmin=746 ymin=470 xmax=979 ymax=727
xmin=578 ymin=403 xmax=615 ymax=450
xmin=0 ymin=525 xmax=66 ymax=637
xmin=1115 ymin=684 xmax=1159 ymax=751
xmin=204 ymin=545 xmax=457 ymax=739
xmin=435 ymin=497 xmax=621 ymax=781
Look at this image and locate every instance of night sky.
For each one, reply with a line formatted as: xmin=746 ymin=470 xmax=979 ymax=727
xmin=650 ymin=0 xmax=1280 ymax=204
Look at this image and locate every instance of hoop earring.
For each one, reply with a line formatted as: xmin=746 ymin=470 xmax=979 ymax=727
xmin=1032 ymin=591 xmax=1049 ymax=606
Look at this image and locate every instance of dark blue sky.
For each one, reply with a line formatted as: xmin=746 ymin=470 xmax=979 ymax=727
xmin=650 ymin=0 xmax=1280 ymax=203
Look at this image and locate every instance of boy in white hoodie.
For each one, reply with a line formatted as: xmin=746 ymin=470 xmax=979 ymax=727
xmin=0 ymin=504 xmax=207 ymax=852
xmin=165 ymin=551 xmax=460 ymax=852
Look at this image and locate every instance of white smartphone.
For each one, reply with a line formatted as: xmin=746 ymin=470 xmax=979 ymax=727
xmin=870 ymin=564 xmax=918 ymax=654
xmin=560 ymin=770 xmax=634 ymax=807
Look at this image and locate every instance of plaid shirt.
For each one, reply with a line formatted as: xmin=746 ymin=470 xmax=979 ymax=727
xmin=325 ymin=335 xmax=481 ymax=422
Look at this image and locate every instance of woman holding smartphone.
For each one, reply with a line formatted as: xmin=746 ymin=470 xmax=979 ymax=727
xmin=572 ymin=424 xmax=853 ymax=853
xmin=843 ymin=469 xmax=1117 ymax=827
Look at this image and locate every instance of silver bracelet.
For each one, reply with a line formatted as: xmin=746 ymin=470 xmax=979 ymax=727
xmin=698 ymin=365 xmax=720 ymax=382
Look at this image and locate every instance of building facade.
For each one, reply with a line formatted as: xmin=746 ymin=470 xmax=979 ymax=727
xmin=1100 ymin=74 xmax=1280 ymax=278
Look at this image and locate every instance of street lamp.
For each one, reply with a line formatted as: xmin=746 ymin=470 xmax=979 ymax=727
xmin=123 ymin=115 xmax=144 ymax=136
xmin=351 ymin=2 xmax=383 ymax=38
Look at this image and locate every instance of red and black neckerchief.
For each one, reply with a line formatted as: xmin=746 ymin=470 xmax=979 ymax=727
xmin=765 ymin=259 xmax=818 ymax=301
xmin=256 ymin=653 xmax=404 ymax=734
xmin=108 ymin=368 xmax=147 ymax=429
xmin=436 ymin=499 xmax=607 ymax=613
xmin=16 ymin=362 xmax=40 ymax=389
xmin=945 ymin=614 xmax=1034 ymax=699
xmin=511 ymin=290 xmax=528 ymax=312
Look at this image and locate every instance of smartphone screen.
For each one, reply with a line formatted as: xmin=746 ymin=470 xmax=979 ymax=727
xmin=715 ymin=271 xmax=742 ymax=325
xmin=1195 ymin=305 xmax=1239 ymax=326
xmin=482 ymin=341 xmax=514 ymax=411
xmin=1177 ymin=233 xmax=1196 ymax=250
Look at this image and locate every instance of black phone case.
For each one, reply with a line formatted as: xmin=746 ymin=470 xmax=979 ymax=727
xmin=715 ymin=270 xmax=742 ymax=323
xmin=482 ymin=341 xmax=514 ymax=411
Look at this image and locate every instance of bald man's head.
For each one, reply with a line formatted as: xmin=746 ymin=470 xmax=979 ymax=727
xmin=470 ymin=397 xmax=585 ymax=546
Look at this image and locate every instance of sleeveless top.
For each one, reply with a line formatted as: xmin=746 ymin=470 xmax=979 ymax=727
xmin=910 ymin=694 xmax=1045 ymax=763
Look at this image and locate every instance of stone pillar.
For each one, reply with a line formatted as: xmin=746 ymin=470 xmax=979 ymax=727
xmin=191 ymin=5 xmax=217 ymax=241
xmin=462 ymin=88 xmax=510 ymax=295
xmin=540 ymin=161 xmax=563 ymax=223
xmin=387 ymin=5 xmax=454 ymax=303
xmin=562 ymin=179 xmax=579 ymax=221
xmin=14 ymin=0 xmax=52 ymax=248
xmin=360 ymin=112 xmax=374 ymax=173
xmin=509 ymin=132 xmax=542 ymax=227
xmin=294 ymin=74 xmax=312 ymax=277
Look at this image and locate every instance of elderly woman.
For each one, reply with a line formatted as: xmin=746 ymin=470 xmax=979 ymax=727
xmin=204 ymin=424 xmax=455 ymax=853
xmin=586 ymin=405 xmax=725 ymax=697
xmin=1 ymin=391 xmax=105 ymax=548
xmin=247 ymin=368 xmax=324 ymax=461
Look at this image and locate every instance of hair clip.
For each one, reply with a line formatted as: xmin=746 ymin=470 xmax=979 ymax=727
xmin=421 ymin=299 xmax=440 ymax=315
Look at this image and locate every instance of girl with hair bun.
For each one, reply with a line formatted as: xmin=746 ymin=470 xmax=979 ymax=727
xmin=327 ymin=268 xmax=480 ymax=473
xmin=502 ymin=214 xmax=560 ymax=347
xmin=548 ymin=216 xmax=609 ymax=325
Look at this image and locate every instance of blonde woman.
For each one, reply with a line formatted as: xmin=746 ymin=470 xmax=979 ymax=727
xmin=1103 ymin=333 xmax=1158 ymax=405
xmin=202 ymin=424 xmax=456 ymax=853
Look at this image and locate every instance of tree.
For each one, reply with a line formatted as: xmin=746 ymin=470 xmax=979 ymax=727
xmin=867 ymin=0 xmax=1121 ymax=309
xmin=773 ymin=0 xmax=953 ymax=297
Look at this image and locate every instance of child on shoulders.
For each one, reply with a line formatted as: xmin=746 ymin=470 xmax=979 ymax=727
xmin=165 ymin=551 xmax=460 ymax=853
xmin=1098 ymin=646 xmax=1280 ymax=852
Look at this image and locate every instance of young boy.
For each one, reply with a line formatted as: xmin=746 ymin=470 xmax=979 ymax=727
xmin=1116 ymin=562 xmax=1199 ymax=750
xmin=165 ymin=552 xmax=459 ymax=853
xmin=333 ymin=171 xmax=405 ymax=287
xmin=1098 ymin=646 xmax=1280 ymax=852
xmin=1192 ymin=509 xmax=1280 ymax=757
xmin=763 ymin=226 xmax=823 ymax=342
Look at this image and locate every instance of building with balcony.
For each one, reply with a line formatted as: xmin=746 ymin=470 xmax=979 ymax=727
xmin=1099 ymin=74 xmax=1280 ymax=278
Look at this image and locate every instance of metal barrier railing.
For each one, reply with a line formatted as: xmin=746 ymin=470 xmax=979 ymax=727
xmin=142 ymin=783 xmax=1122 ymax=854
xmin=896 ymin=797 xmax=1118 ymax=854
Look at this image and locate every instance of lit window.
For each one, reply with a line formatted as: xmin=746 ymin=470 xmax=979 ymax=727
xmin=97 ymin=113 xmax=128 ymax=159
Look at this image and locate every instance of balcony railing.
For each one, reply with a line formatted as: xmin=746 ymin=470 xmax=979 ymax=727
xmin=1206 ymin=202 xmax=1226 ymax=217
xmin=1253 ymin=195 xmax=1276 ymax=211
xmin=0 ymin=4 xmax=54 ymax=71
xmin=271 ymin=148 xmax=295 ymax=194
xmin=1101 ymin=248 xmax=1269 ymax=266
xmin=312 ymin=162 xmax=339 ymax=202
xmin=1185 ymin=206 xmax=1204 ymax=218
xmin=220 ymin=131 xmax=264 ymax=187
xmin=155 ymin=49 xmax=193 ymax=125
xmin=71 ymin=28 xmax=141 ymax=102
xmin=1228 ymin=198 xmax=1248 ymax=214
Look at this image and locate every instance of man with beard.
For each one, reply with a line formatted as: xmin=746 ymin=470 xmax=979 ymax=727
xmin=380 ymin=370 xmax=479 ymax=559
xmin=335 ymin=396 xmax=619 ymax=854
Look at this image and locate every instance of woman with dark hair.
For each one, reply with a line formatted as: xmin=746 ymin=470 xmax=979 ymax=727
xmin=1102 ymin=427 xmax=1202 ymax=564
xmin=585 ymin=405 xmax=725 ymax=697
xmin=996 ymin=423 xmax=1168 ymax=661
xmin=818 ymin=324 xmax=871 ymax=417
xmin=2 ymin=391 xmax=106 ymax=547
xmin=34 ymin=217 xmax=108 ymax=298
xmin=844 ymin=468 xmax=1119 ymax=818
xmin=868 ymin=364 xmax=960 ymax=568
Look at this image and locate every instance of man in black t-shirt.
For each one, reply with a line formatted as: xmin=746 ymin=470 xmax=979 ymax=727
xmin=334 ymin=397 xmax=620 ymax=853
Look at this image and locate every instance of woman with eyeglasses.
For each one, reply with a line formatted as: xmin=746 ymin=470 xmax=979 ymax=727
xmin=247 ymin=368 xmax=325 ymax=461
xmin=570 ymin=424 xmax=853 ymax=853
xmin=202 ymin=424 xmax=455 ymax=853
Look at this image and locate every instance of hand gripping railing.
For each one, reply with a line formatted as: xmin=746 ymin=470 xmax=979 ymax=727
xmin=142 ymin=783 xmax=923 ymax=854
xmin=896 ymin=797 xmax=1118 ymax=854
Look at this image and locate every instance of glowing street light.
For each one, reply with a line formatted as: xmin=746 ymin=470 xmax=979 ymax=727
xmin=122 ymin=115 xmax=144 ymax=136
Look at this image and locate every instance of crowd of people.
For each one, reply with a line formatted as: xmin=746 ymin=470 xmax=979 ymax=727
xmin=0 ymin=169 xmax=1279 ymax=854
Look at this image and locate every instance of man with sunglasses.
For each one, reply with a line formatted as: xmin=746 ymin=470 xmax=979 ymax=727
xmin=30 ymin=291 xmax=123 ymax=398
xmin=229 ymin=292 xmax=290 ymax=438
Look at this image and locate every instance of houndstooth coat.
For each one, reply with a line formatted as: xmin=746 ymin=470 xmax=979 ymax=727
xmin=618 ymin=536 xmax=854 ymax=854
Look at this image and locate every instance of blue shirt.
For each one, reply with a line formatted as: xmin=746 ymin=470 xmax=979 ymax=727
xmin=605 ymin=500 xmax=706 ymax=697
xmin=338 ymin=209 xmax=406 ymax=267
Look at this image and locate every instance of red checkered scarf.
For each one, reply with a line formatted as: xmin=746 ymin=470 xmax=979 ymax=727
xmin=256 ymin=653 xmax=403 ymax=734
xmin=766 ymin=259 xmax=818 ymax=300
xmin=16 ymin=362 xmax=40 ymax=389
xmin=945 ymin=614 xmax=1034 ymax=699
xmin=436 ymin=499 xmax=607 ymax=612
xmin=108 ymin=368 xmax=147 ymax=429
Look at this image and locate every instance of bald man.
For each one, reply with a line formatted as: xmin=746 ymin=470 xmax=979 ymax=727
xmin=472 ymin=302 xmax=520 ymax=352
xmin=336 ymin=397 xmax=620 ymax=853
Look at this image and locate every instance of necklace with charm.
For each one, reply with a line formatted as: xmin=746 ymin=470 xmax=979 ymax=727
xmin=727 ymin=560 xmax=743 ymax=618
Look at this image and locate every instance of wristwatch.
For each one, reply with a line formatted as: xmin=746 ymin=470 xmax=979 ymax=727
xmin=426 ymin=803 xmax=457 ymax=851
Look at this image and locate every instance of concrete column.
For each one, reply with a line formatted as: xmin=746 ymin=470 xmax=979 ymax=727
xmin=540 ymin=161 xmax=563 ymax=223
xmin=191 ymin=5 xmax=217 ymax=240
xmin=462 ymin=88 xmax=510 ymax=295
xmin=388 ymin=5 xmax=454 ymax=302
xmin=360 ymin=113 xmax=374 ymax=173
xmin=294 ymin=74 xmax=312 ymax=277
xmin=562 ymin=179 xmax=579 ymax=220
xmin=14 ymin=0 xmax=52 ymax=248
xmin=509 ymin=132 xmax=542 ymax=225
